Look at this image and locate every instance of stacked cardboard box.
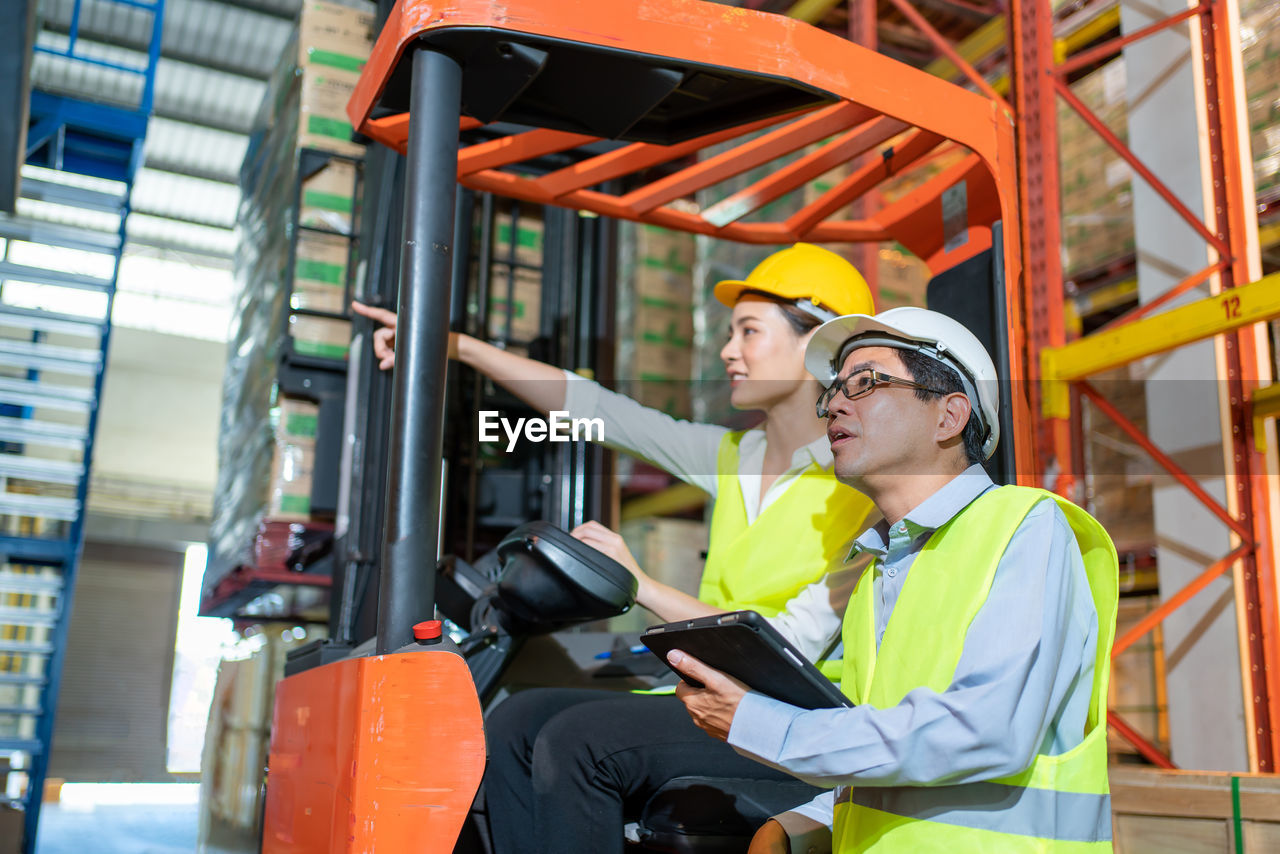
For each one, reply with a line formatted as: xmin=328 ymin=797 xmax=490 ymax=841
xmin=493 ymin=216 xmax=545 ymax=266
xmin=874 ymin=243 xmax=932 ymax=310
xmin=1109 ymin=594 xmax=1169 ymax=759
xmin=235 ymin=0 xmax=370 ymax=365
xmin=477 ymin=213 xmax=545 ymax=343
xmin=609 ymin=517 xmax=709 ymax=632
xmin=486 ymin=265 xmax=543 ymax=341
xmin=289 ymin=231 xmax=348 ymax=314
xmin=1242 ymin=0 xmax=1280 ymax=203
xmin=267 ymin=397 xmax=318 ymax=520
xmin=211 ymin=0 xmax=371 ymax=594
xmin=617 ymin=225 xmax=697 ymax=419
xmin=877 ymin=143 xmax=970 ymax=207
xmin=254 ymin=0 xmax=375 ymax=159
xmin=199 ymin=627 xmax=324 ymax=845
xmin=210 ymin=393 xmax=320 ymax=582
xmin=1058 ymin=61 xmax=1135 ymax=277
xmin=299 ymin=159 xmax=358 ymax=233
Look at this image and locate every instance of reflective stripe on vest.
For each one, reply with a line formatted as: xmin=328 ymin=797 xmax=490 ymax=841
xmin=835 ymin=486 xmax=1119 ymax=854
xmin=836 ymin=783 xmax=1112 ymax=844
xmin=698 ymin=431 xmax=875 ymax=617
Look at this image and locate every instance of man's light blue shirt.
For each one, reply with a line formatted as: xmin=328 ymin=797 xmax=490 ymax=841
xmin=727 ymin=466 xmax=1100 ymax=834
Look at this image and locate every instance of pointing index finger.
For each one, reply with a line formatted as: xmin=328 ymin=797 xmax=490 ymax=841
xmin=351 ymin=301 xmax=397 ymax=325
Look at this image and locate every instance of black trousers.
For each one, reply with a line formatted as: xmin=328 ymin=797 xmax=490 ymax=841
xmin=481 ymin=687 xmax=815 ymax=854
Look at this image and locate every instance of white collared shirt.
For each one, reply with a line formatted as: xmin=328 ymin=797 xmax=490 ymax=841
xmin=562 ymin=371 xmax=832 ymax=523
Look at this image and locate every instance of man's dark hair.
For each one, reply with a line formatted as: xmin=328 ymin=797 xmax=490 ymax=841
xmin=897 ymin=348 xmax=985 ymax=465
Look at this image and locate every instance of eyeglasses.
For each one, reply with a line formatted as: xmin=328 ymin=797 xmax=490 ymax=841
xmin=816 ymin=368 xmax=950 ymax=418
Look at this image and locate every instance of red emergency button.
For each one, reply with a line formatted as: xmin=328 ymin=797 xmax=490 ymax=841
xmin=413 ymin=620 xmax=443 ymax=644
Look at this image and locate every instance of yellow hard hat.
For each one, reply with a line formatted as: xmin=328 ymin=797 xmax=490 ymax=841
xmin=713 ymin=243 xmax=874 ymax=321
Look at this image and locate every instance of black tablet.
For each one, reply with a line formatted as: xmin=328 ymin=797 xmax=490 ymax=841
xmin=641 ymin=610 xmax=852 ymax=710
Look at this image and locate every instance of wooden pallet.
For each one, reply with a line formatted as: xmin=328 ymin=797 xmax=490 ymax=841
xmin=1111 ymin=766 xmax=1280 ymax=853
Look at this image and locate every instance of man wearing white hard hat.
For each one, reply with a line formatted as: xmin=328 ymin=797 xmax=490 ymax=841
xmin=665 ymin=307 xmax=1120 ymax=854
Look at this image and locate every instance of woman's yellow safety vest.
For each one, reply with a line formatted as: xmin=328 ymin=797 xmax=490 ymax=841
xmin=699 ymin=431 xmax=875 ymax=618
xmin=835 ymin=486 xmax=1118 ymax=854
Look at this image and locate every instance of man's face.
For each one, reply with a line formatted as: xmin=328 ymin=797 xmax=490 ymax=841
xmin=824 ymin=346 xmax=947 ymax=484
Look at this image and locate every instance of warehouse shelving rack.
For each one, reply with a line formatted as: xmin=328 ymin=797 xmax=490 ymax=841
xmin=825 ymin=0 xmax=1280 ymax=773
xmin=281 ymin=147 xmax=364 ymax=371
xmin=1012 ymin=0 xmax=1280 ymax=772
xmin=201 ymin=147 xmax=364 ymax=622
xmin=0 ymin=0 xmax=163 ymax=850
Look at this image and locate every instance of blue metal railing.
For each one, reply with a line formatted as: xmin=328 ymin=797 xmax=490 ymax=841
xmin=10 ymin=1 xmax=166 ymax=851
xmin=32 ymin=0 xmax=165 ymax=116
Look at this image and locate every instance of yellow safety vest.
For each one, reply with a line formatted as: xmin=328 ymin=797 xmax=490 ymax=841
xmin=699 ymin=431 xmax=874 ymax=618
xmin=835 ymin=486 xmax=1118 ymax=854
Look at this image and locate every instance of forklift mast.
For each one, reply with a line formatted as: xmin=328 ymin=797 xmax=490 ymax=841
xmin=262 ymin=0 xmax=1025 ymax=850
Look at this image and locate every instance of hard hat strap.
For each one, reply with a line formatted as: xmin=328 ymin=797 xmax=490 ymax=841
xmin=791 ymin=299 xmax=839 ymax=324
xmin=834 ymin=333 xmax=991 ymax=447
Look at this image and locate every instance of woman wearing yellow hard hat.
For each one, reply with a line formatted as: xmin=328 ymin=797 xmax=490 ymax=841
xmin=354 ymin=241 xmax=874 ymax=617
xmin=353 ymin=242 xmax=877 ymax=854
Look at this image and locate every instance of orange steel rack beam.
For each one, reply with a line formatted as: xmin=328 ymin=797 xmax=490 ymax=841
xmin=1014 ymin=0 xmax=1278 ymax=772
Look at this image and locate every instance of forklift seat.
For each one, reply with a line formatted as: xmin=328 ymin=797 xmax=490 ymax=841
xmin=440 ymin=523 xmax=823 ymax=854
xmin=630 ymin=776 xmax=821 ymax=853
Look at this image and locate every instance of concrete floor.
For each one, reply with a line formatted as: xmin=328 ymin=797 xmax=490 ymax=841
xmin=33 ymin=784 xmax=252 ymax=854
xmin=36 ymin=801 xmax=197 ymax=854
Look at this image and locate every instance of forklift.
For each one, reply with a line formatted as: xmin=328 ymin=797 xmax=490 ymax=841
xmin=260 ymin=0 xmax=1028 ymax=850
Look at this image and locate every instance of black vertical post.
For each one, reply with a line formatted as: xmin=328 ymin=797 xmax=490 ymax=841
xmin=378 ymin=47 xmax=462 ymax=654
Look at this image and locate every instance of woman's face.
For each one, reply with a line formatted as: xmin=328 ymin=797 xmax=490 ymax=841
xmin=719 ymin=295 xmax=817 ymax=412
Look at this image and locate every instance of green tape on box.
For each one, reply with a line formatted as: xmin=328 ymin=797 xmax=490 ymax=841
xmin=640 ymin=329 xmax=691 ymax=347
xmin=293 ymin=339 xmax=350 ymax=360
xmin=307 ymin=115 xmax=353 ymax=141
xmin=639 ymin=295 xmax=690 ymax=311
xmin=278 ymin=494 xmax=311 ymax=515
xmin=489 ymin=298 xmax=527 ymax=318
xmin=306 ymin=48 xmax=365 ymax=73
xmin=639 ymin=255 xmax=691 ymax=274
xmin=496 ymin=222 xmax=543 ymax=250
xmin=285 ymin=413 xmax=318 ymax=439
xmin=1231 ymin=776 xmax=1244 ymax=854
xmin=296 ymin=258 xmax=345 ymax=285
xmin=303 ymin=190 xmax=353 ymax=213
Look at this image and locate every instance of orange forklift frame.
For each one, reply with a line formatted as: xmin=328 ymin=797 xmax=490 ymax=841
xmin=262 ymin=0 xmax=1026 ymax=850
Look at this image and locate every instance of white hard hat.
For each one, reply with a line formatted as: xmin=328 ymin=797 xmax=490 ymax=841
xmin=804 ymin=307 xmax=1001 ymax=460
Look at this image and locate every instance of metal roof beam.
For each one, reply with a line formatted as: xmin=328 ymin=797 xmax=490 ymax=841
xmin=150 ymin=101 xmax=253 ymax=136
xmin=213 ymin=0 xmax=301 ymax=22
xmin=141 ymin=152 xmax=239 ymax=185
xmin=124 ymin=232 xmax=233 ymax=261
xmin=38 ymin=19 xmax=275 ymax=82
xmin=128 ymin=203 xmax=233 ymax=231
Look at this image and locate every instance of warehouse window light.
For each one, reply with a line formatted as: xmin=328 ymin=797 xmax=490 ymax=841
xmin=114 ymin=251 xmax=235 ymax=342
xmin=0 ymin=281 xmax=110 ymax=319
xmin=166 ymin=543 xmax=237 ymax=774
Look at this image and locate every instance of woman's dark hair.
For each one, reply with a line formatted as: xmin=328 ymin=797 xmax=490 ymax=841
xmin=897 ymin=348 xmax=985 ymax=465
xmin=738 ymin=289 xmax=823 ymax=335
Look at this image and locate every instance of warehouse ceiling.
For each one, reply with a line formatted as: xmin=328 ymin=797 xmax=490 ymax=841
xmin=28 ymin=0 xmax=303 ymax=265
xmin=11 ymin=0 xmax=1001 ymax=340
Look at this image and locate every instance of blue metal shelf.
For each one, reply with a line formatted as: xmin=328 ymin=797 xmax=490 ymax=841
xmin=2 ymin=2 xmax=165 ymax=851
